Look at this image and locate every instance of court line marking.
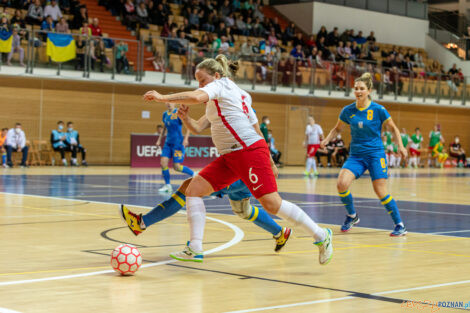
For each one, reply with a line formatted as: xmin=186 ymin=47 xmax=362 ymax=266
xmin=2 ymin=191 xmax=470 ymax=240
xmin=0 ymin=307 xmax=23 ymax=313
xmin=224 ymin=278 xmax=470 ymax=313
xmin=429 ymin=229 xmax=470 ymax=235
xmin=0 ymin=194 xmax=244 ymax=286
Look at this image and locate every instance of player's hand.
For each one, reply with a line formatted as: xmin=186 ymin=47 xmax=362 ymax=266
xmin=143 ymin=90 xmax=164 ymax=102
xmin=177 ymin=104 xmax=189 ymax=121
xmin=399 ymin=147 xmax=408 ymax=159
xmin=183 ymin=138 xmax=189 ymax=147
xmin=320 ymin=139 xmax=328 ymax=149
xmin=155 ymin=140 xmax=161 ymax=148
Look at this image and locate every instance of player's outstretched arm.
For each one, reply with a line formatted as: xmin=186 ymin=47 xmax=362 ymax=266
xmin=321 ymin=119 xmax=346 ymax=149
xmin=385 ymin=118 xmax=408 ymax=159
xmin=178 ymin=105 xmax=211 ymax=134
xmin=143 ymin=90 xmax=208 ymax=105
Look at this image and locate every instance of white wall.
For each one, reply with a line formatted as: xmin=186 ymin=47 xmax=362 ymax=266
xmin=425 ymin=34 xmax=470 ymax=75
xmin=274 ymin=2 xmax=314 ymax=34
xmin=312 ymin=2 xmax=429 ymax=48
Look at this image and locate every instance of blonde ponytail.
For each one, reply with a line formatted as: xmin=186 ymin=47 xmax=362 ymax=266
xmin=355 ymin=72 xmax=373 ymax=99
xmin=196 ymin=54 xmax=239 ymax=78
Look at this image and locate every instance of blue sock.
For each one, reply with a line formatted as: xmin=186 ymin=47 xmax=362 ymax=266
xmin=181 ymin=165 xmax=194 ymax=176
xmin=142 ymin=190 xmax=186 ymax=227
xmin=339 ymin=190 xmax=356 ymax=216
xmin=247 ymin=205 xmax=282 ymax=236
xmin=162 ymin=167 xmax=170 ymax=184
xmin=381 ymin=194 xmax=403 ymax=225
xmin=1 ymin=154 xmax=5 ymax=165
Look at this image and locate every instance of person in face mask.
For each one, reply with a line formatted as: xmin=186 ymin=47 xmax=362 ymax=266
xmin=65 ymin=122 xmax=87 ymax=166
xmin=450 ymin=136 xmax=466 ymax=168
xmin=260 ymin=116 xmax=270 ymax=143
xmin=50 ymin=121 xmax=69 ymax=166
xmin=5 ymin=123 xmax=29 ymax=168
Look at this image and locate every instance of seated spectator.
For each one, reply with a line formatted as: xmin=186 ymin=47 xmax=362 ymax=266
xmin=26 ymin=0 xmax=44 ymax=25
xmin=390 ymin=67 xmax=403 ymax=95
xmin=290 ymin=44 xmax=304 ymax=59
xmin=72 ymin=5 xmax=88 ymax=30
xmin=449 ymin=136 xmax=466 ymax=167
xmin=252 ymin=17 xmax=264 ymax=37
xmin=79 ymin=20 xmax=91 ymax=37
xmin=267 ymin=28 xmax=278 ymax=47
xmin=315 ymin=49 xmax=327 ymax=68
xmin=66 ymin=121 xmax=87 ymax=166
xmin=55 ymin=17 xmax=70 ymax=33
xmin=202 ymin=10 xmax=216 ymax=32
xmin=218 ymin=35 xmax=229 ymax=54
xmin=326 ymin=27 xmax=339 ymax=47
xmin=116 ymin=41 xmax=130 ymax=74
xmin=151 ymin=51 xmax=165 ymax=71
xmin=124 ymin=0 xmax=137 ymax=30
xmin=292 ymin=32 xmax=303 ymax=47
xmin=316 ymin=25 xmax=327 ymax=43
xmin=51 ymin=121 xmax=70 ymax=165
xmin=92 ymin=37 xmax=107 ymax=72
xmin=366 ymin=31 xmax=376 ymax=43
xmin=136 ymin=2 xmax=149 ymax=28
xmin=167 ymin=29 xmax=186 ymax=55
xmin=90 ymin=18 xmax=103 ymax=37
xmin=5 ymin=123 xmax=28 ymax=168
xmin=332 ymin=63 xmax=346 ymax=89
xmin=7 ymin=28 xmax=25 ymax=67
xmin=44 ymin=0 xmax=62 ymax=22
xmin=414 ymin=51 xmax=425 ymax=68
xmin=235 ymin=15 xmax=247 ymax=36
xmin=75 ymin=35 xmax=85 ymax=70
xmin=268 ymin=130 xmax=282 ymax=167
xmin=339 ymin=29 xmax=349 ymax=44
xmin=10 ymin=9 xmax=26 ymax=31
xmin=220 ymin=0 xmax=231 ymax=16
xmin=41 ymin=15 xmax=55 ymax=33
xmin=0 ymin=128 xmax=7 ymax=168
xmin=354 ymin=30 xmax=366 ymax=45
xmin=188 ymin=8 xmax=200 ymax=29
xmin=0 ymin=15 xmax=10 ymax=32
xmin=240 ymin=37 xmax=254 ymax=59
xmin=350 ymin=41 xmax=361 ymax=59
xmin=316 ymin=139 xmax=335 ymax=167
xmin=432 ymin=140 xmax=448 ymax=168
xmin=332 ymin=134 xmax=348 ymax=166
xmin=336 ymin=41 xmax=348 ymax=61
xmin=151 ymin=3 xmax=167 ymax=26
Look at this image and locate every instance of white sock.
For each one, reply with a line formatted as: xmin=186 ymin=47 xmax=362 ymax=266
xmin=305 ymin=158 xmax=311 ymax=172
xmin=396 ymin=157 xmax=401 ymax=167
xmin=417 ymin=157 xmax=421 ymax=166
xmin=186 ymin=197 xmax=206 ymax=252
xmin=276 ymin=200 xmax=325 ymax=242
xmin=311 ymin=158 xmax=317 ymax=172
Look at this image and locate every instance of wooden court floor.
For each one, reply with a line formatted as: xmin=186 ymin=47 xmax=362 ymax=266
xmin=0 ymin=166 xmax=470 ymax=313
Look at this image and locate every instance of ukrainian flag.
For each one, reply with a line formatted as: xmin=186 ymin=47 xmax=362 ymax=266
xmin=46 ymin=33 xmax=76 ymax=63
xmin=0 ymin=30 xmax=13 ymax=53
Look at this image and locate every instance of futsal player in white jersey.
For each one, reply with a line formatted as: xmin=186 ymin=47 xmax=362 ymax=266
xmin=304 ymin=116 xmax=323 ymax=177
xmin=143 ymin=55 xmax=333 ymax=265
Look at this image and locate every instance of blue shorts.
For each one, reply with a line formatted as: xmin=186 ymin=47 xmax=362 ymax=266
xmin=343 ymin=154 xmax=388 ymax=181
xmin=211 ymin=180 xmax=252 ymax=201
xmin=161 ymin=142 xmax=185 ymax=163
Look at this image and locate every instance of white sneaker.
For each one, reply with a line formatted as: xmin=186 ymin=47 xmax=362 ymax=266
xmin=158 ymin=184 xmax=173 ymax=193
xmin=169 ymin=241 xmax=203 ymax=263
xmin=62 ymin=159 xmax=68 ymax=166
xmin=2 ymin=164 xmax=9 ymax=168
xmin=314 ymin=228 xmax=333 ymax=265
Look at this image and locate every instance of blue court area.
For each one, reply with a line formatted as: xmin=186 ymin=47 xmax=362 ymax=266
xmin=1 ymin=174 xmax=469 ymax=237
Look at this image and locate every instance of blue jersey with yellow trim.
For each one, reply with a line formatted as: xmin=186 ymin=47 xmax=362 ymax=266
xmin=162 ymin=109 xmax=183 ymax=144
xmin=339 ymin=101 xmax=391 ymax=157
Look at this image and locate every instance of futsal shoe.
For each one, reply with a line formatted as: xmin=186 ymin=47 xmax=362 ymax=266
xmin=274 ymin=227 xmax=292 ymax=252
xmin=169 ymin=241 xmax=203 ymax=263
xmin=341 ymin=215 xmax=360 ymax=232
xmin=314 ymin=228 xmax=333 ymax=265
xmin=390 ymin=224 xmax=407 ymax=237
xmin=159 ymin=184 xmax=173 ymax=193
xmin=120 ymin=204 xmax=146 ymax=236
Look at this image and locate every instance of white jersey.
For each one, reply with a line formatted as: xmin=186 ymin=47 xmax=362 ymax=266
xmin=199 ymin=77 xmax=262 ymax=154
xmin=305 ymin=124 xmax=323 ymax=145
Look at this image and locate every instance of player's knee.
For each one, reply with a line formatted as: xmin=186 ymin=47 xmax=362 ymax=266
xmin=230 ymin=199 xmax=251 ymax=219
xmin=173 ymin=164 xmax=182 ymax=172
xmin=337 ymin=180 xmax=349 ymax=192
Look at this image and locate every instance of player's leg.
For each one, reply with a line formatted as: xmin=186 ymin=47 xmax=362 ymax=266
xmin=170 ymin=157 xmax=237 ymax=262
xmin=1 ymin=146 xmax=7 ymax=167
xmin=338 ymin=156 xmax=366 ymax=232
xmin=369 ymin=157 xmax=407 ymax=236
xmin=159 ymin=146 xmax=172 ymax=192
xmin=172 ymin=145 xmax=194 ymax=176
xmin=232 ymin=141 xmax=332 ymax=265
xmin=120 ymin=178 xmax=193 ymax=235
xmin=226 ymin=182 xmax=291 ymax=252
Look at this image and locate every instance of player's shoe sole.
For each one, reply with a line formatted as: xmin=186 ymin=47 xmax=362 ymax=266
xmin=341 ymin=216 xmax=360 ymax=232
xmin=274 ymin=227 xmax=292 ymax=252
xmin=169 ymin=242 xmax=203 ymax=263
xmin=315 ymin=228 xmax=333 ymax=265
xmin=120 ymin=204 xmax=144 ymax=236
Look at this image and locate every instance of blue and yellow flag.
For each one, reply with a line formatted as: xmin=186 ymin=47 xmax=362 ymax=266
xmin=46 ymin=33 xmax=76 ymax=63
xmin=0 ymin=30 xmax=13 ymax=53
